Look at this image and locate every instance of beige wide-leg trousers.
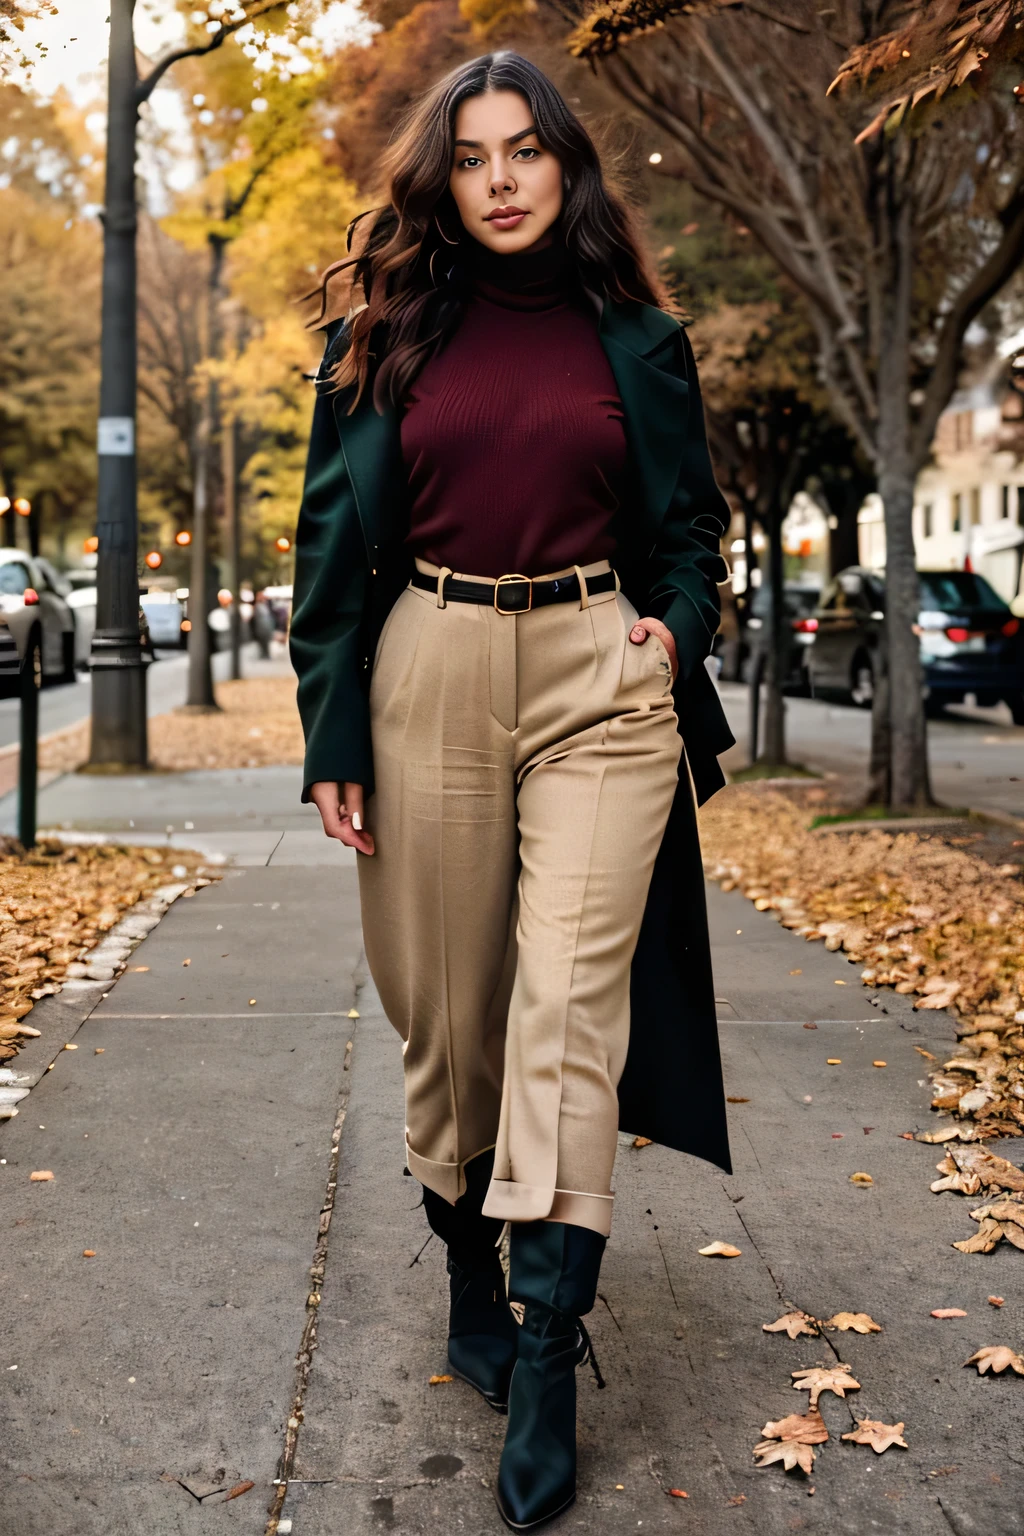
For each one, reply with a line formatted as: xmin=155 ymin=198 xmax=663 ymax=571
xmin=358 ymin=558 xmax=682 ymax=1237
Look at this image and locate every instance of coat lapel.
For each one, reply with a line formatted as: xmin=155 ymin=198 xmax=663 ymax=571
xmin=330 ymin=389 xmax=405 ymax=568
xmin=598 ymin=302 xmax=689 ymax=534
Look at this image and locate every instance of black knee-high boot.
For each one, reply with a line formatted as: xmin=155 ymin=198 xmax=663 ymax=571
xmin=496 ymin=1220 xmax=607 ymax=1531
xmin=420 ymin=1150 xmax=518 ymax=1412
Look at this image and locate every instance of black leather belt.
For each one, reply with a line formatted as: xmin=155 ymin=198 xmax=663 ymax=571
xmin=411 ymin=568 xmax=617 ymax=614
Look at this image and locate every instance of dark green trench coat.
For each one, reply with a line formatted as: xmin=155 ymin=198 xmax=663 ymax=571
xmin=290 ymin=295 xmax=735 ymax=1174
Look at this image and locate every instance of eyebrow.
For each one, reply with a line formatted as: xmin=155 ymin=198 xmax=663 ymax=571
xmin=453 ymin=125 xmax=540 ymax=149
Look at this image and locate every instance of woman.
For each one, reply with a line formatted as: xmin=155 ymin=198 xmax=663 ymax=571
xmin=291 ymin=51 xmax=733 ymax=1531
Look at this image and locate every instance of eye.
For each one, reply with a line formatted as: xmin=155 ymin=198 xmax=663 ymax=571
xmin=456 ymin=155 xmax=484 ymax=169
xmin=513 ymin=146 xmax=540 ymax=161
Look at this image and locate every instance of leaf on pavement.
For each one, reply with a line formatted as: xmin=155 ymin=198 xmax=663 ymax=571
xmin=841 ymin=1419 xmax=908 ymax=1453
xmin=753 ymin=1439 xmax=816 ymax=1474
xmin=29 ymin=1170 xmax=53 ymax=1181
xmin=850 ymin=1172 xmax=874 ymax=1184
xmin=760 ymin=1409 xmax=828 ymax=1445
xmin=632 ymin=1136 xmax=653 ymax=1148
xmin=823 ymin=1312 xmax=881 ymax=1333
xmin=791 ymin=1365 xmax=861 ymax=1406
xmin=953 ymin=1218 xmax=1004 ymax=1254
xmin=964 ymin=1346 xmax=1024 ymax=1376
xmin=763 ymin=1311 xmax=818 ymax=1339
xmin=931 ymin=1309 xmax=967 ymax=1318
xmin=698 ymin=1241 xmax=741 ymax=1257
xmin=429 ymin=1374 xmax=454 ymax=1385
xmin=223 ymin=1481 xmax=254 ymax=1501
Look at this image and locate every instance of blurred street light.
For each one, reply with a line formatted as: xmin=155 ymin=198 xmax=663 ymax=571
xmin=144 ymin=550 xmax=162 ymax=570
xmin=275 ymin=536 xmax=291 ymax=553
xmin=84 ymin=535 xmax=99 ymax=554
xmin=13 ymin=498 xmax=31 ymax=517
xmin=0 ymin=498 xmax=9 ymax=515
xmin=175 ymin=530 xmax=191 ymax=547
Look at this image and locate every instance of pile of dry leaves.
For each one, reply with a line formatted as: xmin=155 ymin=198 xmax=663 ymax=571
xmin=700 ymin=784 xmax=1024 ymax=1254
xmin=0 ymin=840 xmax=210 ymax=1062
xmin=41 ymin=676 xmax=303 ymax=775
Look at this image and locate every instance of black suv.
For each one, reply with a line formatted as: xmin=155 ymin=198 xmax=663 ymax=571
xmin=807 ymin=566 xmax=1024 ymax=721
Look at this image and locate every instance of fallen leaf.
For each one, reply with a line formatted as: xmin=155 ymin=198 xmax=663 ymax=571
xmin=763 ymin=1311 xmax=818 ymax=1339
xmin=841 ymin=1419 xmax=908 ymax=1453
xmin=29 ymin=1170 xmax=53 ymax=1182
xmin=94 ymin=1048 xmax=104 ymax=1054
xmin=953 ymin=1218 xmax=1004 ymax=1254
xmin=82 ymin=1250 xmax=96 ymax=1258
xmin=791 ymin=1365 xmax=861 ymax=1406
xmin=850 ymin=1172 xmax=874 ymax=1185
xmin=803 ymin=1022 xmax=818 ymax=1029
xmin=727 ymin=1494 xmax=747 ymax=1505
xmin=823 ymin=1312 xmax=881 ymax=1334
xmin=827 ymin=1058 xmax=842 ymax=1065
xmin=914 ymin=1046 xmax=938 ymax=1060
xmin=988 ymin=1296 xmax=1005 ymax=1307
xmin=632 ymin=1136 xmax=653 ymax=1148
xmin=698 ymin=1241 xmax=741 ymax=1257
xmin=667 ymin=1488 xmax=688 ymax=1498
xmin=130 ymin=966 xmax=149 ymax=972
xmin=223 ymin=1481 xmax=254 ymax=1501
xmin=181 ymin=958 xmax=191 ymax=967
xmin=429 ymin=1374 xmax=454 ymax=1384
xmin=872 ymin=1060 xmax=887 ymax=1068
xmin=761 ymin=1409 xmax=828 ymax=1444
xmin=964 ymin=1346 xmax=1024 ymax=1376
xmin=347 ymin=1008 xmax=360 ymax=1018
xmin=726 ymin=1096 xmax=750 ymax=1103
xmin=834 ymin=980 xmax=846 ymax=986
xmin=931 ymin=1309 xmax=967 ymax=1319
xmin=248 ymin=999 xmax=256 ymax=1006
xmin=753 ymin=1439 xmax=816 ymax=1474
xmin=790 ymin=969 xmax=802 ymax=975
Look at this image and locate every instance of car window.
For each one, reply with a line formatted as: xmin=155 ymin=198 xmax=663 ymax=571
xmin=0 ymin=562 xmax=31 ymax=596
xmin=36 ymin=560 xmax=70 ymax=597
xmin=919 ymin=572 xmax=1007 ymax=612
xmin=818 ymin=580 xmax=839 ymax=612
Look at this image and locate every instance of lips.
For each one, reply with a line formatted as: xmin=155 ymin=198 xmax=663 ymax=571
xmin=485 ymin=205 xmax=527 ymax=230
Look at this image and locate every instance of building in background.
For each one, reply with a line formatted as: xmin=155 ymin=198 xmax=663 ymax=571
xmin=857 ymin=339 xmax=1024 ymax=607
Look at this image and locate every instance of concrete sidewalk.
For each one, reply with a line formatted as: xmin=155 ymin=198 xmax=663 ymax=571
xmin=2 ymin=779 xmax=1023 ymax=1535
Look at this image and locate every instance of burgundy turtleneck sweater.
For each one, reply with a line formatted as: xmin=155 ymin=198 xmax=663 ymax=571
xmin=400 ymin=251 xmax=626 ymax=579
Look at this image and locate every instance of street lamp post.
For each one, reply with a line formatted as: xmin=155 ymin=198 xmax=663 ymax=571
xmin=87 ymin=0 xmax=147 ymax=770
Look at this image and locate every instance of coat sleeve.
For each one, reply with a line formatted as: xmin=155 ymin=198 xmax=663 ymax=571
xmin=289 ymin=328 xmax=374 ymax=801
xmin=647 ymin=327 xmax=730 ymax=683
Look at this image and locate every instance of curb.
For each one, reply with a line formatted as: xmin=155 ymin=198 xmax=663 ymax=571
xmin=0 ymin=878 xmax=209 ymax=1123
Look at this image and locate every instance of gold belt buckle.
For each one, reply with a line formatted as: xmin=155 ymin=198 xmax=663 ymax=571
xmin=493 ymin=573 xmax=532 ymax=615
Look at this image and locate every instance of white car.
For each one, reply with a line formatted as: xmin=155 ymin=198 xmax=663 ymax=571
xmin=140 ymin=590 xmax=186 ymax=649
xmin=0 ymin=549 xmax=77 ymax=692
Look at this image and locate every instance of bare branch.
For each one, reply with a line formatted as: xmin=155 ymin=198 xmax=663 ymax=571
xmin=136 ymin=0 xmax=287 ymax=105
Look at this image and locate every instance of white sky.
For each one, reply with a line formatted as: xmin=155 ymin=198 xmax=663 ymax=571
xmin=16 ymin=1 xmax=375 ymax=198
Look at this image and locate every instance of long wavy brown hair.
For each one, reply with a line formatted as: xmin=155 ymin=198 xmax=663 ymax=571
xmin=309 ymin=51 xmax=665 ymax=413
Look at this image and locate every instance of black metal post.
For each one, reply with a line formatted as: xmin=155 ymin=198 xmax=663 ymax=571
xmin=224 ymin=413 xmax=242 ymax=682
xmin=18 ymin=625 xmax=40 ymax=849
xmin=87 ymin=0 xmax=148 ymax=769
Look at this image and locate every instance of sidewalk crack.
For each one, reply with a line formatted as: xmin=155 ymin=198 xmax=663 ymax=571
xmin=264 ymin=961 xmax=363 ymax=1535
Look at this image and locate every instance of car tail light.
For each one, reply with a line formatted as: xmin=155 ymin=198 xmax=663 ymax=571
xmin=1002 ymin=618 xmax=1020 ymax=637
xmin=945 ymin=626 xmax=969 ymax=642
xmin=793 ymin=617 xmax=818 ymax=633
xmin=23 ymin=588 xmax=39 ymax=606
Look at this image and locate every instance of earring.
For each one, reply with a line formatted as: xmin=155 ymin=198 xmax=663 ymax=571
xmin=429 ymin=248 xmax=454 ymax=288
xmin=434 ymin=213 xmax=460 ymax=246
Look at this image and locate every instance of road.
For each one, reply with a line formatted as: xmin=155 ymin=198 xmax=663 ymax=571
xmin=718 ymin=679 xmax=1024 ymax=820
xmin=0 ymin=644 xmax=263 ymax=751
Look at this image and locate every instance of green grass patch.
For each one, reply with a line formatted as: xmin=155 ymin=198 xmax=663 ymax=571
xmin=729 ymin=760 xmax=822 ymax=783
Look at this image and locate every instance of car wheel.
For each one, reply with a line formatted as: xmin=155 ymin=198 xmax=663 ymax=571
xmin=1006 ymin=693 xmax=1024 ymax=726
xmin=850 ymin=653 xmax=874 ymax=708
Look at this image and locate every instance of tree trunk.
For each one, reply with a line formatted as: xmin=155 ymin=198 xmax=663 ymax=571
xmin=760 ymin=504 xmax=788 ymax=765
xmin=184 ymin=416 xmax=218 ymax=711
xmin=821 ymin=482 xmax=862 ymax=576
xmin=875 ymin=187 xmax=932 ymax=809
xmin=184 ymin=234 xmax=227 ymax=711
xmin=223 ymin=413 xmax=242 ymax=682
xmin=87 ymin=0 xmax=148 ymax=769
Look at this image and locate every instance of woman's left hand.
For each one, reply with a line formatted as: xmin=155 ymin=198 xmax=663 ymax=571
xmin=630 ymin=616 xmax=678 ymax=681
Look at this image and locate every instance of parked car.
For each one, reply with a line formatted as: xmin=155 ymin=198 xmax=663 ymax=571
xmin=742 ymin=581 xmax=821 ymax=692
xmin=0 ymin=548 xmax=77 ymax=694
xmin=807 ymin=566 xmax=1024 ymax=721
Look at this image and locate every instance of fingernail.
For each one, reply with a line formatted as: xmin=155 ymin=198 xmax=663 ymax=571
xmin=352 ymin=812 xmax=362 ymax=831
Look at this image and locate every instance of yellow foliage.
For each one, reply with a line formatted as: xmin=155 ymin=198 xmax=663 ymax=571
xmin=458 ymin=0 xmax=535 ymax=34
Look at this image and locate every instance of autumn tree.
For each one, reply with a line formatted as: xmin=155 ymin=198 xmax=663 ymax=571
xmin=569 ymin=0 xmax=1024 ymax=808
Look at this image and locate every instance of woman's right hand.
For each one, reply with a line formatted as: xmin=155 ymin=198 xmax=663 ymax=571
xmin=309 ymin=781 xmax=376 ymax=856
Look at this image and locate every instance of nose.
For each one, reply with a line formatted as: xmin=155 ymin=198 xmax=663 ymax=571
xmin=489 ymin=158 xmax=516 ymax=198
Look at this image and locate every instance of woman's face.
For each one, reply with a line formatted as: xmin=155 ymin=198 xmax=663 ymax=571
xmin=447 ymin=89 xmax=563 ymax=255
